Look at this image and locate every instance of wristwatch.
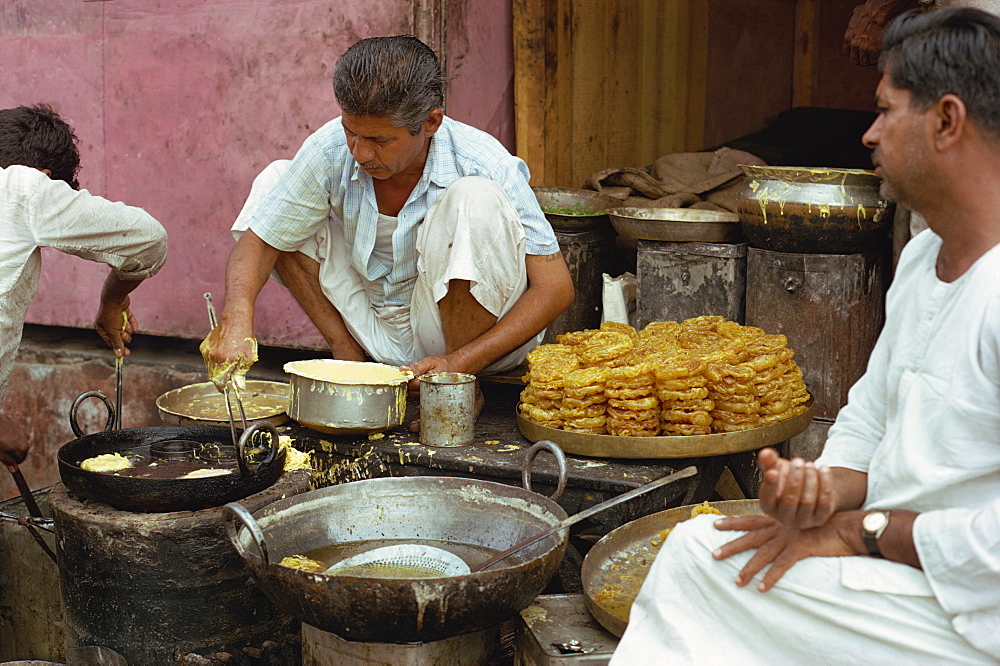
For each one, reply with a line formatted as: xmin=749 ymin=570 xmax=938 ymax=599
xmin=862 ymin=510 xmax=891 ymax=558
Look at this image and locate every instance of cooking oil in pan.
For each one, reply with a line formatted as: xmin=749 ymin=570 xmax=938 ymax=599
xmin=292 ymin=538 xmax=526 ymax=578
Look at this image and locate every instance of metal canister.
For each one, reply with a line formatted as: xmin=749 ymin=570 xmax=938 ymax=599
xmin=419 ymin=372 xmax=476 ymax=447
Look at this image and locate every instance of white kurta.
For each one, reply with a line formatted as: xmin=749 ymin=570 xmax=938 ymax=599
xmin=0 ymin=165 xmax=168 ymax=404
xmin=611 ymin=229 xmax=1000 ymax=663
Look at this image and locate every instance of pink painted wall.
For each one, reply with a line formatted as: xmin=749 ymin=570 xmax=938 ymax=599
xmin=1 ymin=0 xmax=514 ymax=350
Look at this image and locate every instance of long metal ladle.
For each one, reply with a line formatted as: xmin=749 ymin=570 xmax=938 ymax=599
xmin=204 ymin=293 xmax=248 ymax=448
xmin=470 ymin=464 xmax=698 ymax=573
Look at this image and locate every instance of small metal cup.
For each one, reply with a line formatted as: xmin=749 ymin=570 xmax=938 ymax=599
xmin=419 ymin=372 xmax=477 ymax=447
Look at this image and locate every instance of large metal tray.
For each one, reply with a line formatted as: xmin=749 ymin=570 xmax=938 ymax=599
xmin=608 ymin=206 xmax=742 ymax=242
xmin=156 ymin=380 xmax=290 ymax=427
xmin=533 ymin=186 xmax=619 ymax=232
xmin=516 ymin=399 xmax=813 ymax=459
xmin=581 ymin=499 xmax=762 ymax=637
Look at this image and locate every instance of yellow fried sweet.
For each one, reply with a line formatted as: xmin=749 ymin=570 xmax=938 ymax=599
xmin=200 ymin=335 xmax=258 ymax=391
xmin=600 ymin=320 xmax=639 ymax=341
xmin=690 ymin=501 xmax=724 ymax=517
xmin=578 ymin=331 xmax=634 ymax=365
xmin=279 ymin=555 xmax=327 ymax=573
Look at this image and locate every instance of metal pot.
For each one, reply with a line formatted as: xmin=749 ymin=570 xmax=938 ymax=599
xmin=736 ymin=165 xmax=894 ymax=254
xmin=223 ymin=443 xmax=571 ymax=643
xmin=284 ymin=359 xmax=412 ymax=435
xmin=59 ymin=391 xmax=285 ymax=513
xmin=533 ymin=186 xmax=619 ymax=232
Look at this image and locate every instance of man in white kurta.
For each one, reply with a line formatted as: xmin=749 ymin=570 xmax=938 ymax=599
xmin=613 ymin=8 xmax=1000 ymax=663
xmin=0 ymin=105 xmax=167 ymax=465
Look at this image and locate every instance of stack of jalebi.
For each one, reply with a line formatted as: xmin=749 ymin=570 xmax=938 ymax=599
xmin=655 ymin=357 xmax=713 ymax=436
xmin=605 ymin=362 xmax=660 ymax=436
xmin=704 ymin=361 xmax=761 ymax=433
xmin=744 ymin=334 xmax=810 ymax=425
xmin=519 ymin=317 xmax=810 ymax=436
xmin=519 ymin=344 xmax=578 ymax=429
xmin=561 ymin=366 xmax=610 ymax=434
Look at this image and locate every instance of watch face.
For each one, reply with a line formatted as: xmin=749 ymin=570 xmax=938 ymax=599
xmin=863 ymin=511 xmax=889 ymax=532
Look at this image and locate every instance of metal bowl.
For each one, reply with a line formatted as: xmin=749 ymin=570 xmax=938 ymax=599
xmin=533 ymin=187 xmax=619 ymax=232
xmin=582 ymin=499 xmax=762 ymax=636
xmin=155 ymin=380 xmax=289 ymax=427
xmin=283 ymin=360 xmax=413 ymax=435
xmin=736 ymin=165 xmax=894 ymax=254
xmin=223 ymin=475 xmax=568 ymax=643
xmin=607 ymin=207 xmax=742 ymax=243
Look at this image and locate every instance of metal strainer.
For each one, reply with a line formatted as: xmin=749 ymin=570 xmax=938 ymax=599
xmin=324 ymin=544 xmax=471 ymax=578
xmin=324 ymin=465 xmax=697 ymax=579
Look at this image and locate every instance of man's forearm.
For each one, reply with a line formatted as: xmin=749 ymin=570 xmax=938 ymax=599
xmin=831 ymin=466 xmax=869 ymax=512
xmin=450 ymin=280 xmax=572 ymax=374
xmin=220 ymin=230 xmax=281 ymax=328
xmin=101 ymin=271 xmax=143 ymax=305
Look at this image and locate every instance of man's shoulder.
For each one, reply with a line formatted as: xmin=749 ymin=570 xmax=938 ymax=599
xmin=0 ymin=164 xmax=73 ymax=209
xmin=435 ymin=116 xmax=518 ymax=175
xmin=439 ymin=116 xmax=508 ymax=151
xmin=0 ymin=164 xmax=54 ymax=189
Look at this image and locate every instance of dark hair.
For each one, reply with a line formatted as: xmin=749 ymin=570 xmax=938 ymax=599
xmin=0 ymin=104 xmax=80 ymax=189
xmin=880 ymin=7 xmax=1000 ymax=133
xmin=333 ymin=35 xmax=446 ymax=135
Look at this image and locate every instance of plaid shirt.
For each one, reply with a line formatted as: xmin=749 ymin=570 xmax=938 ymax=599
xmin=249 ymin=116 xmax=558 ymax=307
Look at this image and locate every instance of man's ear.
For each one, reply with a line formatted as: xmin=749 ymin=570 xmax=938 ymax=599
xmin=423 ymin=109 xmax=444 ymax=137
xmin=934 ymin=93 xmax=967 ymax=151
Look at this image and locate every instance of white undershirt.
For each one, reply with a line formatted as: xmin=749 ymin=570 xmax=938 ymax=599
xmin=370 ymin=213 xmax=398 ymax=266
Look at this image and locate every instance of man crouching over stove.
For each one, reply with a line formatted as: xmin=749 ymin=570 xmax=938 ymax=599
xmin=0 ymin=104 xmax=168 ymax=466
xmin=612 ymin=8 xmax=1000 ymax=664
xmin=201 ymin=35 xmax=573 ymax=430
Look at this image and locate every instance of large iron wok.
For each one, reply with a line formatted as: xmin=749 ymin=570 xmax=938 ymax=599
xmin=224 ymin=442 xmax=574 ymax=643
xmin=58 ymin=390 xmax=285 ymax=513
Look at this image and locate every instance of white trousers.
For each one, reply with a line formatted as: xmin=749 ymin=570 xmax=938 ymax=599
xmin=610 ymin=515 xmax=993 ymax=665
xmin=234 ymin=162 xmax=542 ymax=371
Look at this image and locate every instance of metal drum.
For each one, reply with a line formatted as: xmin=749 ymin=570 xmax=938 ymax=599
xmin=736 ymin=165 xmax=894 ymax=254
xmin=49 ymin=470 xmax=311 ymax=665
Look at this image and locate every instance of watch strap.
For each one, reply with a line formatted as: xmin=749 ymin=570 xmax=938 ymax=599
xmin=863 ymin=511 xmax=890 ymax=558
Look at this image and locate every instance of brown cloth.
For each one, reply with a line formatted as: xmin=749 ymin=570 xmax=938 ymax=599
xmin=584 ymin=147 xmax=767 ymax=212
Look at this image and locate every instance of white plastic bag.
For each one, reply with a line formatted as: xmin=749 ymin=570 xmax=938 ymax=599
xmin=602 ymin=272 xmax=638 ymax=327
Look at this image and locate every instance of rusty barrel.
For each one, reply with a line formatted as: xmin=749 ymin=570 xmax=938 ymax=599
xmin=49 ymin=470 xmax=311 ymax=665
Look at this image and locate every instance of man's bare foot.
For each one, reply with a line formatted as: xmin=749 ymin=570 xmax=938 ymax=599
xmin=409 ymin=382 xmax=486 ymax=433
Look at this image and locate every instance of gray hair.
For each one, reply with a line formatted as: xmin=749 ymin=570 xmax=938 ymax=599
xmin=333 ymin=35 xmax=446 ymax=135
xmin=880 ymin=7 xmax=1000 ymax=133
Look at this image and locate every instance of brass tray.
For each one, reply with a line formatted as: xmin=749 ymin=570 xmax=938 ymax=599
xmin=533 ymin=186 xmax=619 ymax=232
xmin=581 ymin=499 xmax=762 ymax=637
xmin=608 ymin=207 xmax=742 ymax=243
xmin=156 ymin=380 xmax=290 ymax=427
xmin=516 ymin=398 xmax=813 ymax=459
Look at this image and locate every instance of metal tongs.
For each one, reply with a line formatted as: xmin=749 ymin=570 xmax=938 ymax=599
xmin=204 ymin=293 xmax=248 ymax=448
xmin=114 ymin=311 xmax=127 ymax=430
xmin=3 ymin=464 xmax=57 ymax=563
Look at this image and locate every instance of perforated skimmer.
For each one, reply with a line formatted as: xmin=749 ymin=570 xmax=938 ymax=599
xmin=322 ymin=465 xmax=697 ymax=579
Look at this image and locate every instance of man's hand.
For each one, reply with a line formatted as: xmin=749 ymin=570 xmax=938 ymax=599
xmin=94 ymin=298 xmax=134 ymax=358
xmin=94 ymin=271 xmax=147 ymax=357
xmin=200 ymin=318 xmax=258 ymax=392
xmin=712 ymin=513 xmax=858 ymax=592
xmin=0 ymin=413 xmax=29 ymax=465
xmin=403 ymin=354 xmax=462 ymax=397
xmin=757 ymin=447 xmax=839 ymax=529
